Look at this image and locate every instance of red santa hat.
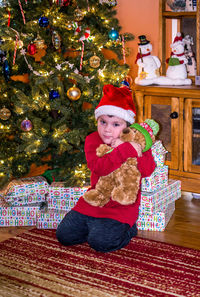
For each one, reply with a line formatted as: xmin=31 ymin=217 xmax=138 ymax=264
xmin=95 ymin=84 xmax=136 ymax=124
xmin=171 ymin=32 xmax=183 ymax=48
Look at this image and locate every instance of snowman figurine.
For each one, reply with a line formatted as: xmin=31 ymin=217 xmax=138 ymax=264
xmin=135 ymin=35 xmax=161 ymax=86
xmin=166 ymin=32 xmax=191 ymax=84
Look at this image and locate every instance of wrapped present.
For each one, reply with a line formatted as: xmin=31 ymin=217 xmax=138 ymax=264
xmin=151 ymin=140 xmax=168 ymax=167
xmin=1 ymin=176 xmax=49 ymax=203
xmin=10 ymin=194 xmax=47 ymax=207
xmin=36 ymin=221 xmax=61 ymax=229
xmin=48 ymin=197 xmax=79 ymax=211
xmin=0 ymin=218 xmax=36 ymax=227
xmin=140 ymin=179 xmax=181 ymax=215
xmin=0 ymin=196 xmax=10 ymax=207
xmin=36 ymin=209 xmax=67 ymax=229
xmin=141 ymin=165 xmax=168 ymax=192
xmin=48 ymin=184 xmax=88 ymax=210
xmin=137 ymin=201 xmax=175 ymax=231
xmin=0 ymin=206 xmax=40 ymax=227
xmin=49 ymin=183 xmax=88 ymax=199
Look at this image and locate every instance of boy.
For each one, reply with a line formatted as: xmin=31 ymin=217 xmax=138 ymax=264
xmin=56 ymin=84 xmax=156 ymax=252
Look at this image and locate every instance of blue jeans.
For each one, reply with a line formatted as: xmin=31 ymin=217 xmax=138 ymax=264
xmin=56 ymin=210 xmax=137 ymax=253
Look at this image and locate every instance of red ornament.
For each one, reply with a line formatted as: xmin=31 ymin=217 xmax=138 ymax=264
xmin=27 ymin=43 xmax=37 ymax=55
xmin=56 ymin=0 xmax=70 ymax=6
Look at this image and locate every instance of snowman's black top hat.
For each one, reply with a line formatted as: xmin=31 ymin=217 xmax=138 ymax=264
xmin=138 ymin=35 xmax=150 ymax=45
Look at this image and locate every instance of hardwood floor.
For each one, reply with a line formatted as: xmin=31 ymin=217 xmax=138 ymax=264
xmin=0 ymin=192 xmax=200 ymax=250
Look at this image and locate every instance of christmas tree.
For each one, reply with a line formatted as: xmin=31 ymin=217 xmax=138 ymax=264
xmin=0 ymin=0 xmax=134 ymax=188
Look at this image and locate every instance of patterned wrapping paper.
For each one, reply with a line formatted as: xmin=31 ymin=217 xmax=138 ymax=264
xmin=48 ymin=184 xmax=88 ymax=210
xmin=140 ymin=179 xmax=181 ymax=215
xmin=141 ymin=165 xmax=168 ymax=192
xmin=139 ymin=190 xmax=181 ymax=215
xmin=1 ymin=176 xmax=49 ymax=202
xmin=49 ymin=183 xmax=88 ymax=199
xmin=47 ymin=197 xmax=80 ymax=211
xmin=36 ymin=221 xmax=61 ymax=229
xmin=0 ymin=206 xmax=40 ymax=227
xmin=10 ymin=194 xmax=47 ymax=207
xmin=151 ymin=140 xmax=168 ymax=167
xmin=36 ymin=209 xmax=67 ymax=229
xmin=137 ymin=201 xmax=175 ymax=231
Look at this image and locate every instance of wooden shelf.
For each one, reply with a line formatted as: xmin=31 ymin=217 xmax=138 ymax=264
xmin=162 ymin=11 xmax=196 ymax=18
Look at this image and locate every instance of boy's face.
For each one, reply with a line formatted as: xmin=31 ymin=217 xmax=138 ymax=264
xmin=97 ymin=115 xmax=127 ymax=145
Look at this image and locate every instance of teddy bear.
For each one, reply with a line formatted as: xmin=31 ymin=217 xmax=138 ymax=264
xmin=83 ymin=119 xmax=159 ymax=207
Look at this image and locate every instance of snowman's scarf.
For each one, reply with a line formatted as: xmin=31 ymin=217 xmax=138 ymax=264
xmin=171 ymin=51 xmax=185 ymax=57
xmin=135 ymin=52 xmax=151 ymax=63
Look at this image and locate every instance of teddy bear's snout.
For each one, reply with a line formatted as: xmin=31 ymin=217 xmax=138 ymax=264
xmin=122 ymin=128 xmax=131 ymax=134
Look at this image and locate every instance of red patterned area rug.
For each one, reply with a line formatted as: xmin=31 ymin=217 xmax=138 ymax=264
xmin=0 ymin=229 xmax=199 ymax=297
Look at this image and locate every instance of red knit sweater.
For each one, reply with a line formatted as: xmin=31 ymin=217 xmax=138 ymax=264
xmin=73 ymin=131 xmax=156 ymax=226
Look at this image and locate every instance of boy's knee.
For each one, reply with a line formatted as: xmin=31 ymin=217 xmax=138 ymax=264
xmin=87 ymin=233 xmax=120 ymax=252
xmin=56 ymin=221 xmax=88 ymax=246
xmin=56 ymin=227 xmax=67 ymax=245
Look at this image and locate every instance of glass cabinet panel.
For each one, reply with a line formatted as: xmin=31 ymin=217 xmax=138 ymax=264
xmin=184 ymin=99 xmax=200 ymax=173
xmin=192 ymin=107 xmax=200 ymax=165
xmin=151 ymin=104 xmax=172 ymax=161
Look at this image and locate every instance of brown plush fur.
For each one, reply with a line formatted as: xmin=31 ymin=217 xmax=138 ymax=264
xmin=83 ymin=127 xmax=148 ymax=207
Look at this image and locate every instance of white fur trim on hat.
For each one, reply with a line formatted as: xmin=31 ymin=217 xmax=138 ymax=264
xmin=95 ymin=105 xmax=135 ymax=124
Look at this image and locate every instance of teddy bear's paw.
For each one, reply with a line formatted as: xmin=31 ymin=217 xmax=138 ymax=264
xmin=112 ymin=188 xmax=138 ymax=205
xmin=96 ymin=144 xmax=112 ymax=157
xmin=112 ymin=188 xmax=136 ymax=205
xmin=83 ymin=190 xmax=101 ymax=206
xmin=98 ymin=195 xmax=111 ymax=207
xmin=83 ymin=190 xmax=109 ymax=207
xmin=126 ymin=157 xmax=138 ymax=166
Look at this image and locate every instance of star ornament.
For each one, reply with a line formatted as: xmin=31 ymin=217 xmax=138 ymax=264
xmin=67 ymin=62 xmax=74 ymax=69
xmin=20 ymin=48 xmax=26 ymax=55
xmin=56 ymin=64 xmax=62 ymax=70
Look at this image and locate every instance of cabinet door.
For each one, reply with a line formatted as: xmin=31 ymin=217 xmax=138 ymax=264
xmin=184 ymin=99 xmax=200 ymax=173
xmin=144 ymin=96 xmax=179 ymax=169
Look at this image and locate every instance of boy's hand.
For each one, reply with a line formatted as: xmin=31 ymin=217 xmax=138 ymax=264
xmin=111 ymin=138 xmax=124 ymax=148
xmin=130 ymin=142 xmax=142 ymax=157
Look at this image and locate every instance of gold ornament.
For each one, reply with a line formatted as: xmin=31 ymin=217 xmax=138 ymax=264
xmin=67 ymin=86 xmax=81 ymax=101
xmin=0 ymin=107 xmax=11 ymax=120
xmin=34 ymin=33 xmax=45 ymax=49
xmin=66 ymin=21 xmax=73 ymax=30
xmin=74 ymin=8 xmax=84 ymax=21
xmin=89 ymin=55 xmax=101 ymax=68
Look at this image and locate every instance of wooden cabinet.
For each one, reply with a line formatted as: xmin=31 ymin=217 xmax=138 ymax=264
xmin=135 ymin=84 xmax=200 ymax=193
xmin=159 ymin=0 xmax=200 ymax=77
